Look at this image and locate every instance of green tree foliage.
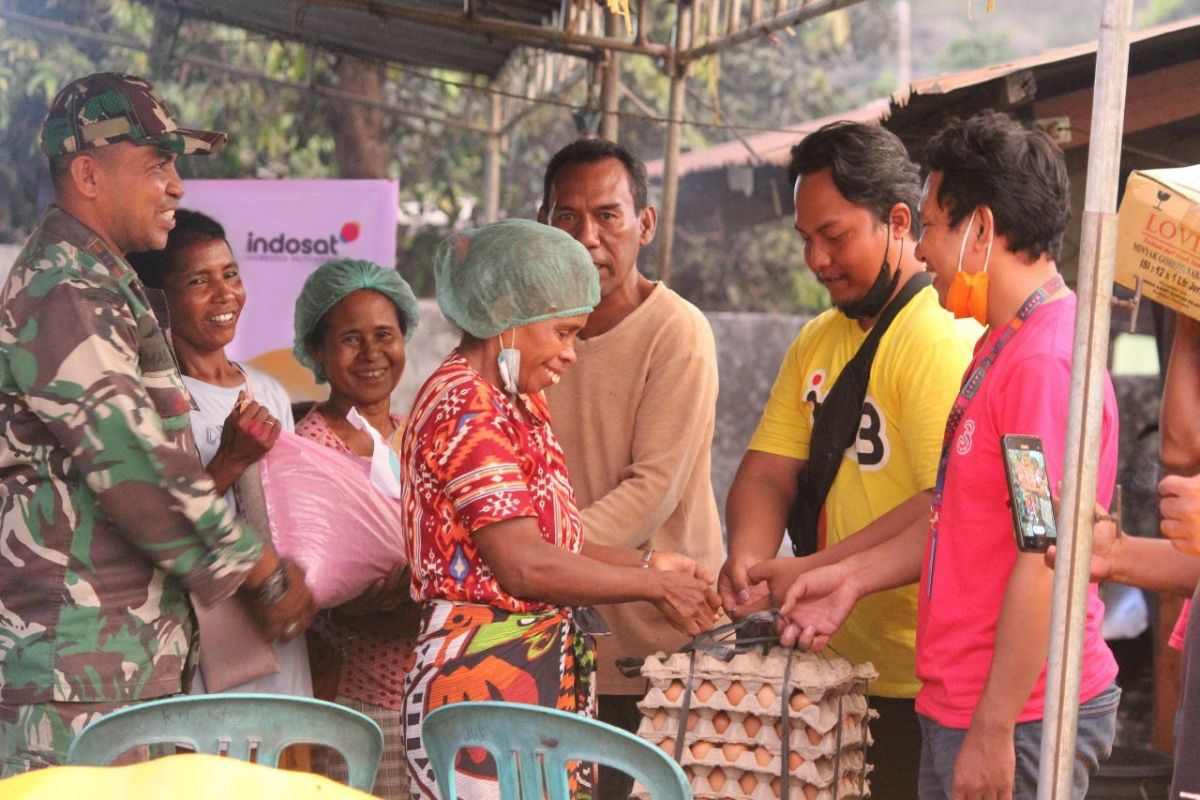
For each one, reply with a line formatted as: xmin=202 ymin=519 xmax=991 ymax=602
xmin=4 ymin=0 xmax=1200 ymax=313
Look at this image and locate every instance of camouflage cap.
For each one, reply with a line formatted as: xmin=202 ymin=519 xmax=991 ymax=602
xmin=40 ymin=72 xmax=227 ymax=158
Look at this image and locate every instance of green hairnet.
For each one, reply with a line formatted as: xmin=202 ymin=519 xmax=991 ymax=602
xmin=293 ymin=258 xmax=420 ymax=384
xmin=434 ymin=218 xmax=599 ymax=339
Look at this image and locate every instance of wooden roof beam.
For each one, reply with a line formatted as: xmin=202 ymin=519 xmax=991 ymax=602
xmin=313 ymin=0 xmax=672 ymax=61
xmin=681 ymin=0 xmax=869 ymax=63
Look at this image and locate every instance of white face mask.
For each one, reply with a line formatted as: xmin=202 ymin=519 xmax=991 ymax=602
xmin=496 ymin=330 xmax=521 ymax=395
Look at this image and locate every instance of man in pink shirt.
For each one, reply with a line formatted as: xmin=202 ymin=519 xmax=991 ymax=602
xmin=762 ymin=111 xmax=1120 ymax=799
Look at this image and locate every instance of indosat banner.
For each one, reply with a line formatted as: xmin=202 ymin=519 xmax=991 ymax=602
xmin=182 ymin=179 xmax=399 ymax=398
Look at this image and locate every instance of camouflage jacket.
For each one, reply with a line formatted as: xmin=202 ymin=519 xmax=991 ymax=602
xmin=0 ymin=206 xmax=262 ymax=704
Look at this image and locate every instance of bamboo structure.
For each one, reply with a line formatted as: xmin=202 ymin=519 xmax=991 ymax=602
xmin=1037 ymin=0 xmax=1133 ymax=795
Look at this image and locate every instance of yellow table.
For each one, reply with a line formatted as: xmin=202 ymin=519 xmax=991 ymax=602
xmin=0 ymin=753 xmax=375 ymax=799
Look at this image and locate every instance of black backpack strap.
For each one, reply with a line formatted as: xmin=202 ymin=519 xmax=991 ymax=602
xmin=787 ymin=272 xmax=933 ymax=556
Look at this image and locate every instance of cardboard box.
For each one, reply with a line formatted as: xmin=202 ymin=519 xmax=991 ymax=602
xmin=1115 ymin=165 xmax=1200 ymax=320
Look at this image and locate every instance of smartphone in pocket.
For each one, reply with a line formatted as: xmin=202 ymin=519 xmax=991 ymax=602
xmin=1001 ymin=434 xmax=1057 ymax=553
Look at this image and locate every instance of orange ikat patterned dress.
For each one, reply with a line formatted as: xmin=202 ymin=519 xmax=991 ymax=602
xmin=400 ymin=351 xmax=597 ymax=800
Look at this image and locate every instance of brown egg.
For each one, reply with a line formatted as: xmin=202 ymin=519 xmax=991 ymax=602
xmin=739 ymin=772 xmax=759 ymax=795
xmin=686 ymin=710 xmax=700 ymax=731
xmin=658 ymin=737 xmax=675 ymax=754
xmin=712 ymin=710 xmax=731 ymax=734
xmin=652 ymin=708 xmax=669 ymax=731
xmin=788 ymin=751 xmax=804 ymax=772
xmin=805 ymin=726 xmax=823 ymax=746
xmin=708 ymin=768 xmax=727 ymax=792
xmin=726 ymin=680 xmax=747 ymax=706
xmin=665 ymin=680 xmax=685 ymax=702
xmin=691 ymin=740 xmax=714 ymax=759
xmin=756 ymin=683 xmax=778 ymax=708
xmin=754 ymin=746 xmax=774 ymax=767
xmin=743 ymin=715 xmax=762 ymax=737
xmin=722 ymin=742 xmax=747 ymax=762
xmin=774 ymin=721 xmax=783 ymax=739
xmin=789 ymin=692 xmax=812 ymax=712
xmin=695 ymin=680 xmax=717 ymax=703
xmin=770 ymin=777 xmax=782 ymax=797
xmin=683 ymin=765 xmax=695 ymax=780
xmin=803 ymin=785 xmax=819 ymax=800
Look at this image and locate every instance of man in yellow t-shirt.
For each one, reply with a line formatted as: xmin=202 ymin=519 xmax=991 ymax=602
xmin=718 ymin=121 xmax=979 ymax=798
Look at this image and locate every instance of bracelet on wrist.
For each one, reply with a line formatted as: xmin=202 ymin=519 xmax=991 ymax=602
xmin=641 ymin=548 xmax=655 ymax=569
xmin=254 ymin=560 xmax=290 ymax=606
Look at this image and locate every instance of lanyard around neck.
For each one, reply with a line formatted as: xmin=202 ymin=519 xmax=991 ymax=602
xmin=925 ymin=274 xmax=1066 ymax=596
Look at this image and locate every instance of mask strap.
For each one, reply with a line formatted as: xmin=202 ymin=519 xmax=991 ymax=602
xmin=955 ymin=210 xmax=977 ymax=274
xmin=981 ymin=221 xmax=994 ymax=275
xmin=882 ymin=221 xmax=893 ymax=270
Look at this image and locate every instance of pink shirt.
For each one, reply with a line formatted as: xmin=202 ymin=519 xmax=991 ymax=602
xmin=1173 ymin=601 xmax=1191 ymax=651
xmin=916 ymin=293 xmax=1120 ymax=728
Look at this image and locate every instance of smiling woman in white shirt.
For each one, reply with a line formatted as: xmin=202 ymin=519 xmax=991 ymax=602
xmin=128 ymin=209 xmax=311 ymax=700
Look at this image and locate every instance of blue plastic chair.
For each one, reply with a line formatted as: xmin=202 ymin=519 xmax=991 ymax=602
xmin=422 ymin=701 xmax=692 ymax=800
xmin=64 ymin=693 xmax=383 ymax=792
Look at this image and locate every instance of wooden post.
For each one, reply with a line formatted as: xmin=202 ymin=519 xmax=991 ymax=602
xmin=483 ymin=88 xmax=503 ymax=223
xmin=1037 ymin=0 xmax=1133 ymax=795
xmin=657 ymin=1 xmax=692 ymax=284
xmin=600 ymin=13 xmax=621 ymax=141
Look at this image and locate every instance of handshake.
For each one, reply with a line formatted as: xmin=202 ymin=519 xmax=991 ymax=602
xmin=717 ymin=552 xmax=860 ymax=652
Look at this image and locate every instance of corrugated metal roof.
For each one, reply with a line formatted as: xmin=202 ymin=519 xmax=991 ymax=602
xmin=651 ymin=15 xmax=1200 ymax=181
xmin=164 ymin=0 xmax=562 ymax=77
xmin=645 ymin=98 xmax=891 ymax=179
xmin=892 ymin=14 xmax=1200 ymax=110
xmin=885 ymin=14 xmax=1200 ymax=151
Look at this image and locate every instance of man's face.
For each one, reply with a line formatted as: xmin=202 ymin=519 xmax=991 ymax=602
xmin=914 ymin=171 xmax=963 ymax=306
xmin=793 ymin=168 xmax=890 ymax=312
xmin=540 ymin=158 xmax=655 ymax=298
xmin=92 ymin=141 xmax=184 ymax=253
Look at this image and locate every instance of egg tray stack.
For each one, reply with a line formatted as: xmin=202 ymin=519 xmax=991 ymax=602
xmin=632 ymin=648 xmax=878 ymax=800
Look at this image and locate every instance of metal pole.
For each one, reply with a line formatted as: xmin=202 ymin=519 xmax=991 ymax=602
xmin=483 ymin=88 xmax=503 ymax=223
xmin=658 ymin=1 xmax=693 ymax=284
xmin=895 ymin=0 xmax=911 ymax=92
xmin=599 ymin=13 xmax=621 ymax=141
xmin=1037 ymin=0 xmax=1132 ymax=797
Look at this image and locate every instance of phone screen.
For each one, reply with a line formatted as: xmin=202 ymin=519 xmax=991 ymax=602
xmin=1001 ymin=435 xmax=1057 ymax=552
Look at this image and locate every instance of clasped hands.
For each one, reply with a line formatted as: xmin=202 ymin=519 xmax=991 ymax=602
xmin=717 ymin=554 xmax=854 ymax=651
xmin=647 ymin=550 xmax=724 ymax=638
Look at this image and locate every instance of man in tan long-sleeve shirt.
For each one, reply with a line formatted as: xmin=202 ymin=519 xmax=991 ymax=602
xmin=539 ymin=138 xmax=724 ymax=800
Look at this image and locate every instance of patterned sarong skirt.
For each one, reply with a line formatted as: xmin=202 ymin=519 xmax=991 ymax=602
xmin=402 ymin=600 xmax=597 ymax=800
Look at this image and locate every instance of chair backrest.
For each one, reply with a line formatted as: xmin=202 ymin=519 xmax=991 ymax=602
xmin=422 ymin=701 xmax=691 ymax=800
xmin=64 ymin=693 xmax=383 ymax=792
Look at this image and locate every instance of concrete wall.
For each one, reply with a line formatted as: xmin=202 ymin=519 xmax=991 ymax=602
xmin=0 ymin=244 xmax=23 ymax=284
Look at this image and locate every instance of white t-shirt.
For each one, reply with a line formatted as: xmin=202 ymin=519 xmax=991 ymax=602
xmin=183 ymin=365 xmax=311 ymax=698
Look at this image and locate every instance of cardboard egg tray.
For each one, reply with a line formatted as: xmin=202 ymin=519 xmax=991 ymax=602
xmin=673 ymin=764 xmax=870 ymax=800
xmin=638 ymin=691 xmax=872 ymax=748
xmin=632 ymin=647 xmax=877 ymax=800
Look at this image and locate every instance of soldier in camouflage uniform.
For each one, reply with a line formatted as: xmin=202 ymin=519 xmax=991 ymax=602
xmin=0 ymin=73 xmax=317 ymax=776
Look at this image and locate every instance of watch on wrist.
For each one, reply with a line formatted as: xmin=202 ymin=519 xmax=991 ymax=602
xmin=254 ymin=561 xmax=290 ymax=606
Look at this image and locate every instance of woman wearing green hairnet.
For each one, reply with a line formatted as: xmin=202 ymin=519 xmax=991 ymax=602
xmin=292 ymin=258 xmax=421 ymax=800
xmin=400 ymin=219 xmax=721 ymax=800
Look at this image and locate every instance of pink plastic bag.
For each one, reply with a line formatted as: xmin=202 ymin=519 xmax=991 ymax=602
xmin=259 ymin=431 xmax=407 ymax=608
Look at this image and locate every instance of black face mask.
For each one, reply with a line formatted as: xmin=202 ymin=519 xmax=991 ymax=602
xmin=838 ymin=229 xmax=901 ymax=321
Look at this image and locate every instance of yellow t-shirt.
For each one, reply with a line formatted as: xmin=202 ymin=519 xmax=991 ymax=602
xmin=749 ymin=285 xmax=981 ymax=697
